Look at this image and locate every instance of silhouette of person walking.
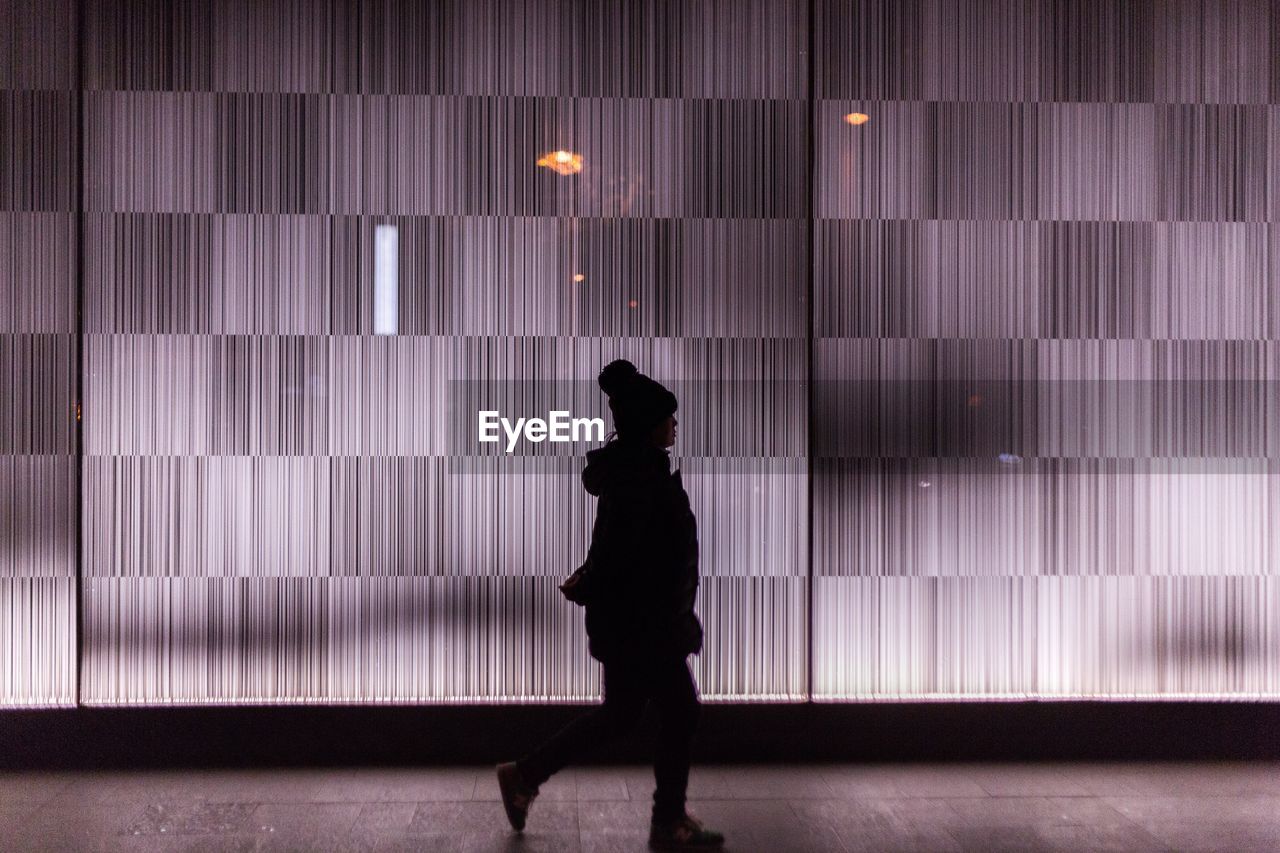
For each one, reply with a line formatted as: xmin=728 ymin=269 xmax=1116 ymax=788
xmin=497 ymin=359 xmax=724 ymax=850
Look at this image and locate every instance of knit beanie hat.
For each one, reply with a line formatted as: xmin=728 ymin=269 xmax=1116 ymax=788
xmin=597 ymin=359 xmax=678 ymax=439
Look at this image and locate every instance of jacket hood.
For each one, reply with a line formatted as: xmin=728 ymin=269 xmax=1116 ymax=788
xmin=582 ymin=438 xmax=670 ymax=497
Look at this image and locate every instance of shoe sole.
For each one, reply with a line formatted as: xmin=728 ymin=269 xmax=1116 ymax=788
xmin=495 ymin=763 xmax=527 ymax=832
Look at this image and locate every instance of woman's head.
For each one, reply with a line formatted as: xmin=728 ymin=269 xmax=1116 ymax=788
xmin=598 ymin=359 xmax=678 ymax=446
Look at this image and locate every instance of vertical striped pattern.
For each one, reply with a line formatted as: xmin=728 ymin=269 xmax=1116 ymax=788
xmin=0 ymin=0 xmax=78 ymax=706
xmin=6 ymin=0 xmax=1279 ymax=705
xmin=813 ymin=0 xmax=1280 ymax=699
xmin=80 ymin=0 xmax=809 ymax=704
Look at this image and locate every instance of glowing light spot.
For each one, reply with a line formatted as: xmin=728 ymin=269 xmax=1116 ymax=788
xmin=844 ymin=112 xmax=870 ymax=126
xmin=573 ymin=273 xmax=586 ymax=282
xmin=998 ymin=453 xmax=1022 ymax=465
xmin=628 ymin=299 xmax=638 ymax=309
xmin=537 ymin=150 xmax=584 ymax=175
xmin=967 ymin=393 xmax=983 ymax=407
xmin=918 ymin=480 xmax=932 ymax=488
xmin=374 ymin=225 xmax=398 ymax=335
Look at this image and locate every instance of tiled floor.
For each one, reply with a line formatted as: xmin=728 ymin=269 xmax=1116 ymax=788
xmin=2 ymin=762 xmax=1279 ymax=851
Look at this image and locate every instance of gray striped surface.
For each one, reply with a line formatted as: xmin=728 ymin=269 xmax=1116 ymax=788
xmin=4 ymin=0 xmax=1280 ymax=705
xmin=0 ymin=0 xmax=78 ymax=707
xmin=77 ymin=0 xmax=809 ymax=704
xmin=813 ymin=0 xmax=1280 ymax=698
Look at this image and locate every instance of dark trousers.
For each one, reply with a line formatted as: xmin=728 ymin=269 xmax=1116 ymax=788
xmin=516 ymin=654 xmax=700 ymax=823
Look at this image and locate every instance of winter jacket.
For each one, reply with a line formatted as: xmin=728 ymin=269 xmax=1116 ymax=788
xmin=577 ymin=437 xmax=702 ymax=663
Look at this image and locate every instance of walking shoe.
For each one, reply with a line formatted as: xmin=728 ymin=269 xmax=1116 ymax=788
xmin=648 ymin=812 xmax=725 ymax=849
xmin=495 ymin=762 xmax=538 ymax=832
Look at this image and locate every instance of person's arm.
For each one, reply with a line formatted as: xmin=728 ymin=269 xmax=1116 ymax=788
xmin=664 ymin=471 xmax=700 ymax=615
xmin=562 ymin=494 xmax=618 ymax=604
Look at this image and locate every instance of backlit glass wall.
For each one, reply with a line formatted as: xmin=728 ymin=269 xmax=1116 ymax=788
xmin=2 ymin=0 xmax=1278 ymax=706
xmin=812 ymin=0 xmax=1280 ymax=698
xmin=0 ymin=0 xmax=78 ymax=707
xmin=78 ymin=0 xmax=809 ymax=703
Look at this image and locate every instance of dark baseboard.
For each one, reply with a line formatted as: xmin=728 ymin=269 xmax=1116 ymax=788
xmin=2 ymin=702 xmax=1279 ymax=769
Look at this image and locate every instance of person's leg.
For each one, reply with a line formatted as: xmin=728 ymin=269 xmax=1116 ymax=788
xmin=648 ymin=655 xmax=700 ymax=823
xmin=514 ymin=658 xmax=647 ymax=790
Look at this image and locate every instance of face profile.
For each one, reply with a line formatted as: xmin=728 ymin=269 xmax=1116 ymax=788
xmin=650 ymin=415 xmax=678 ymax=449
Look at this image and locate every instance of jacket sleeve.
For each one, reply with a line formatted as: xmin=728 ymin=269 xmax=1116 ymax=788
xmin=665 ymin=471 xmax=700 ymax=616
